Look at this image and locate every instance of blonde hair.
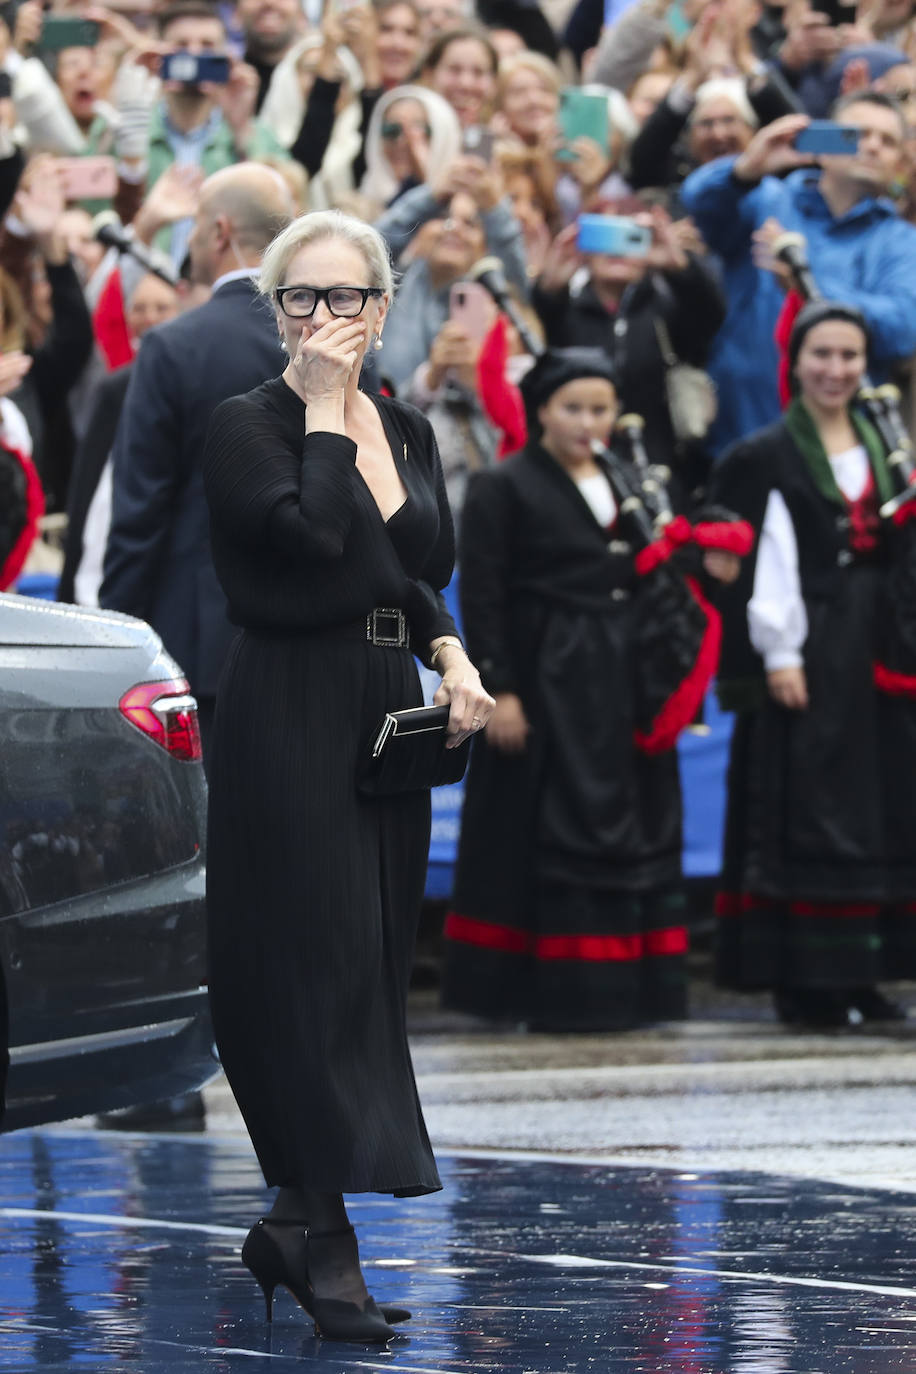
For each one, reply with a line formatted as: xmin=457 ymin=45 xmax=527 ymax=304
xmin=497 ymin=52 xmax=561 ymax=102
xmin=259 ymin=210 xmax=394 ymax=301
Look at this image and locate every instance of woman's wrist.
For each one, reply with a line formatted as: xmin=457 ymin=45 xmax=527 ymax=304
xmin=429 ymin=636 xmax=466 ymax=671
xmin=304 ymin=392 xmax=346 ymax=433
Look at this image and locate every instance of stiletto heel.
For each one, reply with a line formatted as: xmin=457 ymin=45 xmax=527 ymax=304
xmin=241 ymin=1218 xmax=403 ymax=1340
xmin=242 ymin=1218 xmax=299 ymax=1324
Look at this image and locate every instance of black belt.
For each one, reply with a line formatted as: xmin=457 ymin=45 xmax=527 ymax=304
xmin=247 ymin=608 xmax=410 ymax=648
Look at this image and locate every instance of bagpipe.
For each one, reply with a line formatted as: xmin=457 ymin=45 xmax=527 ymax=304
xmin=773 ymin=232 xmax=916 ymax=697
xmin=773 ymin=232 xmax=916 ymax=522
xmin=593 ymin=423 xmax=751 ymax=753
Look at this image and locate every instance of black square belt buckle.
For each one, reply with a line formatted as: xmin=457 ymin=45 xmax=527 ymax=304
xmin=367 ymin=607 xmax=408 ymax=647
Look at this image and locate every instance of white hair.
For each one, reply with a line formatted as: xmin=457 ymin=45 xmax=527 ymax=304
xmin=691 ymin=78 xmax=759 ymax=130
xmin=259 ymin=210 xmax=394 ymax=301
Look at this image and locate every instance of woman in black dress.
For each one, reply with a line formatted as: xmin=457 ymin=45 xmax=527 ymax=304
xmin=710 ymin=301 xmax=916 ymax=1027
xmin=441 ymin=348 xmax=704 ymax=1032
xmin=202 ymin=209 xmax=493 ymax=1342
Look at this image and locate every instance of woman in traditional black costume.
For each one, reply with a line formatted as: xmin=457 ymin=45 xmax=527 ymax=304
xmin=440 ymin=348 xmax=734 ymax=1031
xmin=710 ymin=301 xmax=916 ymax=1027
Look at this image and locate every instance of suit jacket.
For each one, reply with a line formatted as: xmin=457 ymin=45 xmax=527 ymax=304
xmin=99 ymin=277 xmax=284 ymax=696
xmin=58 ymin=364 xmax=132 ymax=605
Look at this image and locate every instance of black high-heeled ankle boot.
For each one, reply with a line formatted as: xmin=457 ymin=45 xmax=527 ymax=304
xmin=241 ymin=1218 xmax=406 ymax=1338
xmin=305 ymin=1223 xmax=399 ymax=1343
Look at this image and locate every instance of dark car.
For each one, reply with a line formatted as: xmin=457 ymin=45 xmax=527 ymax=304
xmin=0 ymin=593 xmax=216 ymax=1131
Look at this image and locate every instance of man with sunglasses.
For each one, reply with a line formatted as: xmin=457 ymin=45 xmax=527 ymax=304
xmin=100 ymin=163 xmax=294 ymax=761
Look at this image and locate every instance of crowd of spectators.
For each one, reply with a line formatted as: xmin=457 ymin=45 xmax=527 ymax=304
xmin=0 ymin=0 xmax=915 ymax=588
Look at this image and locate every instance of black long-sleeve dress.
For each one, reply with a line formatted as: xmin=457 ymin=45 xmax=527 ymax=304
xmin=440 ymin=442 xmax=688 ymax=1031
xmin=203 ymin=377 xmax=456 ymax=1196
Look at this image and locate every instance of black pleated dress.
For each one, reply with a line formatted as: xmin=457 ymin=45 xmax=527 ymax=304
xmin=202 ymin=376 xmax=457 ymax=1197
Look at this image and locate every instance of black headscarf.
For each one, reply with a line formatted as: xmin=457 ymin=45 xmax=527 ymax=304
xmin=787 ymin=300 xmax=869 ymax=377
xmin=519 ymin=347 xmax=617 ymax=433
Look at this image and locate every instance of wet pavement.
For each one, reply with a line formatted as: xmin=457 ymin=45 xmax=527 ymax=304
xmin=3 ymin=978 xmax=916 ymax=1371
xmin=3 ymin=1131 xmax=916 ymax=1373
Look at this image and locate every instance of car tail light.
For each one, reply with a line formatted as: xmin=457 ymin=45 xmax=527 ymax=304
xmin=119 ymin=678 xmax=202 ymax=761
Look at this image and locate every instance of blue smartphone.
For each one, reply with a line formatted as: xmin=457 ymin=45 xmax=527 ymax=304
xmin=794 ymin=122 xmax=860 ymax=156
xmin=577 ymin=214 xmax=650 ymax=257
xmin=161 ymin=51 xmax=231 ymax=84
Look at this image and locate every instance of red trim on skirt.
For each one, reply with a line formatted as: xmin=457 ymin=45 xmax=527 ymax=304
xmin=444 ymin=912 xmax=687 ymax=961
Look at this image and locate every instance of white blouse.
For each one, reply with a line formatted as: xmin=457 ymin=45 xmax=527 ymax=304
xmin=576 ymin=472 xmax=618 ymax=530
xmin=748 ymin=444 xmax=868 ymax=671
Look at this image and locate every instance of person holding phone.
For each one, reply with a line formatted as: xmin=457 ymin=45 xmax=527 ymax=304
xmin=709 ymin=300 xmax=916 ymax=1027
xmin=399 ymin=278 xmax=504 ymax=520
xmin=142 ymin=2 xmax=286 ymax=262
xmin=681 ymin=92 xmax=916 ymax=455
xmin=533 ymin=203 xmax=726 ymax=508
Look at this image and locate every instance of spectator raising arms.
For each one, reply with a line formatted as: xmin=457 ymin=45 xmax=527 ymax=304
xmin=681 ymin=93 xmax=916 ymax=454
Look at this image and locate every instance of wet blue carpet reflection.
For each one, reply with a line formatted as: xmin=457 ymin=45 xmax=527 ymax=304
xmin=1 ymin=1132 xmax=915 ymax=1371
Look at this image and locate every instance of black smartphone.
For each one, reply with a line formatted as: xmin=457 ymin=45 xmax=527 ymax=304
xmin=816 ymin=0 xmax=856 ymax=25
xmin=0 ymin=72 xmax=11 ymax=99
xmin=161 ymin=51 xmax=231 ymax=84
xmin=39 ymin=15 xmax=101 ymax=50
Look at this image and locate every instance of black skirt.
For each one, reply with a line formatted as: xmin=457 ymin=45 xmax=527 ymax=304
xmin=717 ymin=563 xmax=916 ymax=990
xmin=206 ymin=628 xmax=441 ymax=1196
xmin=442 ymin=602 xmax=687 ymax=1030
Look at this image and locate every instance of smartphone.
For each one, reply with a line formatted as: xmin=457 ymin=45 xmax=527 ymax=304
xmin=817 ymin=0 xmax=856 ymax=25
xmin=462 ymin=125 xmax=495 ymax=162
xmin=161 ymin=51 xmax=231 ymax=84
xmin=38 ymin=15 xmax=101 ymax=50
xmin=449 ymin=281 xmax=493 ymax=343
xmin=794 ymin=121 xmax=860 ymax=155
xmin=558 ymin=87 xmax=609 ymax=161
xmin=58 ymin=155 xmax=118 ymax=202
xmin=576 ymin=213 xmax=650 ymax=257
xmin=0 ymin=72 xmax=11 ymax=100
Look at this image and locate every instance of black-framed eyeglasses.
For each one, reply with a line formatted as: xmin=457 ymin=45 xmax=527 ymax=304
xmin=275 ymin=285 xmax=385 ymax=319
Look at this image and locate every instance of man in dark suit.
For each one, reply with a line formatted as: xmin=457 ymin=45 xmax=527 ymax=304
xmin=99 ymin=162 xmax=294 ymax=753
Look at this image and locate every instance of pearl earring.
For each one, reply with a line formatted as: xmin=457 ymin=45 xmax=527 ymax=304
xmin=373 ymin=334 xmax=384 ymax=351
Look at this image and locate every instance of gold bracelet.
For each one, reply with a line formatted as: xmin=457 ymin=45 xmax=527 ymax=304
xmin=430 ymin=637 xmax=465 ymax=671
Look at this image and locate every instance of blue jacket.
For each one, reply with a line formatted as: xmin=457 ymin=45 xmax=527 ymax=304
xmin=680 ymin=157 xmax=916 ymax=454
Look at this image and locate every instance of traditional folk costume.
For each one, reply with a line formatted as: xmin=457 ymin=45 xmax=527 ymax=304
xmin=710 ymin=319 xmax=916 ymax=1010
xmin=441 ymin=349 xmax=749 ymax=1031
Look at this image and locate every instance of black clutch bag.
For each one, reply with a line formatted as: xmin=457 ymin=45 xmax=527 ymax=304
xmin=358 ymin=705 xmax=470 ymax=796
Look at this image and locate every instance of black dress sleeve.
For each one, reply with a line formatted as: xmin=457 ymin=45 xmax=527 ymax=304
xmin=459 ymin=468 xmax=519 ymax=695
xmin=205 ymin=395 xmax=360 ymax=560
xmin=399 ymin=404 xmax=459 ymax=650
